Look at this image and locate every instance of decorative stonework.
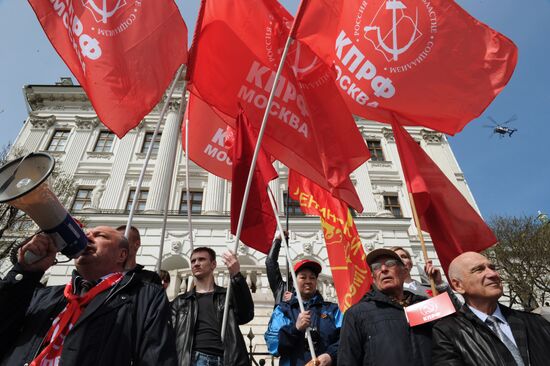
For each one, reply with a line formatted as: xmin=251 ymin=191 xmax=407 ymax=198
xmin=420 ymin=129 xmax=443 ymax=144
xmin=382 ymin=127 xmax=394 ymax=142
xmin=75 ymin=116 xmax=100 ymax=130
xmin=29 ymin=114 xmax=56 ymax=129
xmin=86 ymin=151 xmax=113 ymax=160
xmin=168 ymin=100 xmax=181 ymax=112
xmin=368 ymin=161 xmax=393 ymax=168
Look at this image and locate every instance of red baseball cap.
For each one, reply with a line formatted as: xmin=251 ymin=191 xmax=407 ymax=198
xmin=293 ymin=259 xmax=322 ymax=276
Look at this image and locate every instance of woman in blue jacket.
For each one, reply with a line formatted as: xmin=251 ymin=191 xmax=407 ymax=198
xmin=264 ymin=259 xmax=343 ymax=366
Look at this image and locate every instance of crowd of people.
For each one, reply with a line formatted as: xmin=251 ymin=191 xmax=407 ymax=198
xmin=0 ymin=225 xmax=549 ymax=365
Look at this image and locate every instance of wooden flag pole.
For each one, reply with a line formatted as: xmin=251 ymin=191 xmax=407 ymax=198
xmin=220 ymin=32 xmax=296 ymax=341
xmin=155 ymin=77 xmax=188 ymax=274
xmin=124 ymin=64 xmax=186 ymax=241
xmin=268 ymin=187 xmax=318 ymax=363
xmin=407 ymin=192 xmax=438 ymax=296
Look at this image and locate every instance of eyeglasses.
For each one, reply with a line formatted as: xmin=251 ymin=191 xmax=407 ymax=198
xmin=371 ymin=259 xmax=400 ymax=272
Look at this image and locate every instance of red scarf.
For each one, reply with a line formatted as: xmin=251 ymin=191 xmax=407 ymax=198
xmin=30 ymin=272 xmax=124 ymax=366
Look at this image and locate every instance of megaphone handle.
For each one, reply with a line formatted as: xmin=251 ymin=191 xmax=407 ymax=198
xmin=23 ymin=250 xmax=44 ymax=265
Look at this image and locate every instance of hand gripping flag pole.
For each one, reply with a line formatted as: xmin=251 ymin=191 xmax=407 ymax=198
xmin=155 ymin=77 xmax=188 ymax=275
xmin=267 ymin=187 xmax=318 ymax=362
xmin=124 ymin=64 xmax=185 ymax=249
xmin=220 ymin=33 xmax=296 ymax=342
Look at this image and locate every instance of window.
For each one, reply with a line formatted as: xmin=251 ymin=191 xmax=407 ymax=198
xmin=126 ymin=189 xmax=149 ymax=212
xmin=141 ymin=132 xmax=162 ymax=155
xmin=366 ymin=140 xmax=385 ymax=161
xmin=71 ymin=188 xmax=93 ymax=212
xmin=94 ymin=131 xmax=115 ymax=152
xmin=283 ymin=192 xmax=305 ymax=216
xmin=383 ymin=195 xmax=402 ymax=218
xmin=179 ymin=191 xmax=203 ymax=214
xmin=47 ymin=130 xmax=70 ymax=152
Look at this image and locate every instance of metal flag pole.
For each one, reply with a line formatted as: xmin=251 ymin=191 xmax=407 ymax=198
xmin=124 ymin=64 xmax=186 ymax=240
xmin=155 ymin=77 xmax=188 ymax=274
xmin=220 ymin=33 xmax=296 ymax=341
xmin=407 ymin=192 xmax=438 ymax=295
xmin=268 ymin=187 xmax=318 ymax=362
xmin=184 ymin=112 xmax=195 ymax=291
xmin=285 ymin=187 xmax=291 ymax=290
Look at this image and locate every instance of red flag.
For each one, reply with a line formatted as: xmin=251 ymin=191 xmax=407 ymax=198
xmin=188 ymin=0 xmax=369 ymax=211
xmin=28 ymin=0 xmax=188 ymax=138
xmin=294 ymin=0 xmax=518 ymax=135
xmin=289 ymin=170 xmax=371 ymax=311
xmin=390 ymin=119 xmax=497 ymax=272
xmin=182 ymin=94 xmax=233 ymax=181
xmin=231 ymin=110 xmax=278 ymax=254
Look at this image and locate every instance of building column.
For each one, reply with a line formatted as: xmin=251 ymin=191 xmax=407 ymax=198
xmin=353 ymin=163 xmax=378 ymax=214
xmin=145 ymin=102 xmax=181 ymax=213
xmin=269 ymin=177 xmax=282 ymax=214
xmin=63 ymin=116 xmax=99 ymax=175
xmin=204 ymin=173 xmax=225 ymax=214
xmin=24 ymin=115 xmax=56 ymax=152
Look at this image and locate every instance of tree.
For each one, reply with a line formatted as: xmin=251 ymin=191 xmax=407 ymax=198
xmin=0 ymin=145 xmax=78 ymax=262
xmin=486 ymin=215 xmax=550 ymax=311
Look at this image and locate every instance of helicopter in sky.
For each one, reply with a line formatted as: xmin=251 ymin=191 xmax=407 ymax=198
xmin=483 ymin=115 xmax=518 ymax=138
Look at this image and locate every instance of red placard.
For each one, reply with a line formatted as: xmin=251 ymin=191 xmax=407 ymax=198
xmin=404 ymin=292 xmax=456 ymax=327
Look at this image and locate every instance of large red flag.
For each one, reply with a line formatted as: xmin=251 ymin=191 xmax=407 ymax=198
xmin=390 ymin=119 xmax=497 ymax=272
xmin=230 ymin=110 xmax=278 ymax=254
xmin=294 ymin=0 xmax=518 ymax=135
xmin=182 ymin=94 xmax=233 ymax=181
xmin=28 ymin=0 xmax=188 ymax=137
xmin=289 ymin=170 xmax=371 ymax=311
xmin=188 ymin=0 xmax=369 ymax=211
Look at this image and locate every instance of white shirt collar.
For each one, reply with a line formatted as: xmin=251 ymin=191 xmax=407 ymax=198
xmin=468 ymin=303 xmax=507 ymax=324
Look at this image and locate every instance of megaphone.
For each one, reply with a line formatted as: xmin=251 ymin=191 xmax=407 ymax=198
xmin=0 ymin=152 xmax=88 ymax=264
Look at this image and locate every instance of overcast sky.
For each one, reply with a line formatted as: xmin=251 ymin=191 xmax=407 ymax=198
xmin=0 ymin=0 xmax=548 ymax=219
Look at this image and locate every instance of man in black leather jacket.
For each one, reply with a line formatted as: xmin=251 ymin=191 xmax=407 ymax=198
xmin=0 ymin=226 xmax=177 ymax=366
xmin=266 ymin=233 xmax=294 ymax=305
xmin=171 ymin=247 xmax=254 ymax=366
xmin=432 ymin=251 xmax=550 ymax=366
xmin=338 ymin=248 xmax=433 ymax=366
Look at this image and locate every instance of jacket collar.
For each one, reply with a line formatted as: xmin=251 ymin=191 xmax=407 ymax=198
xmin=182 ymin=283 xmax=226 ymax=299
xmin=288 ymin=291 xmax=324 ymax=307
xmin=361 ymin=287 xmax=426 ymax=308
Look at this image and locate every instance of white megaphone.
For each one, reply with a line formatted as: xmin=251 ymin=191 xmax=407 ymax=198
xmin=0 ymin=152 xmax=88 ymax=264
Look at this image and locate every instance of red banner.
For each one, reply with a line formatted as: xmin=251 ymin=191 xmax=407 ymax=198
xmin=28 ymin=0 xmax=188 ymax=137
xmin=404 ymin=292 xmax=456 ymax=327
xmin=391 ymin=119 xmax=497 ymax=272
xmin=183 ymin=94 xmax=233 ymax=181
xmin=231 ymin=110 xmax=278 ymax=254
xmin=294 ymin=0 xmax=518 ymax=135
xmin=188 ymin=0 xmax=369 ymax=211
xmin=289 ymin=170 xmax=371 ymax=311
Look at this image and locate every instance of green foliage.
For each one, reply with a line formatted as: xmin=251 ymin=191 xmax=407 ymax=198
xmin=486 ymin=215 xmax=550 ymax=311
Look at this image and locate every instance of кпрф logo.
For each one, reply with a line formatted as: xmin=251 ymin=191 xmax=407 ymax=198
xmin=82 ymin=0 xmax=128 ymax=24
xmin=357 ymin=0 xmax=438 ymax=73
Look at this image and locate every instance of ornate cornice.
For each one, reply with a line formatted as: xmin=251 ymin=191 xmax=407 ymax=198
xmin=420 ymin=129 xmax=443 ymax=144
xmin=382 ymin=127 xmax=394 ymax=142
xmin=75 ymin=116 xmax=100 ymax=130
xmin=29 ymin=114 xmax=56 ymax=129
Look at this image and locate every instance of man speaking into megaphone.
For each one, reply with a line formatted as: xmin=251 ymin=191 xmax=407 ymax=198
xmin=0 ymin=226 xmax=178 ymax=365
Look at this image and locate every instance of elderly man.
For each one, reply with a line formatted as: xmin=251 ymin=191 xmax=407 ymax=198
xmin=0 ymin=226 xmax=177 ymax=365
xmin=338 ymin=248 xmax=433 ymax=366
xmin=265 ymin=259 xmax=342 ymax=366
xmin=171 ymin=247 xmax=254 ymax=366
xmin=432 ymin=251 xmax=550 ymax=365
xmin=116 ymin=224 xmax=162 ymax=285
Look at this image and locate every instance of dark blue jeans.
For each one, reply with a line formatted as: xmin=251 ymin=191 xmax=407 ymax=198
xmin=192 ymin=351 xmax=223 ymax=366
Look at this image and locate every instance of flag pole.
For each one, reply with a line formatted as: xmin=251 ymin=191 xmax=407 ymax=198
xmin=268 ymin=187 xmax=318 ymax=362
xmin=155 ymin=76 xmax=188 ymax=274
xmin=407 ymin=192 xmax=438 ymax=295
xmin=184 ymin=113 xmax=195 ymax=291
xmin=285 ymin=187 xmax=291 ymax=290
xmin=124 ymin=64 xmax=186 ymax=241
xmin=220 ymin=33 xmax=296 ymax=341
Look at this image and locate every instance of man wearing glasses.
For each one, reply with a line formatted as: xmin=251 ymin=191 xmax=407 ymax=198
xmin=337 ymin=248 xmax=433 ymax=366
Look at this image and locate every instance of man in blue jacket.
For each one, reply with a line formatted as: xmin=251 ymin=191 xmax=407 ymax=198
xmin=265 ymin=259 xmax=342 ymax=366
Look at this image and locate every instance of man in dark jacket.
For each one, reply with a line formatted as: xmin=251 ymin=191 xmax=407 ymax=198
xmin=266 ymin=233 xmax=294 ymax=305
xmin=338 ymin=248 xmax=433 ymax=366
xmin=432 ymin=251 xmax=550 ymax=365
xmin=0 ymin=226 xmax=177 ymax=366
xmin=265 ymin=259 xmax=342 ymax=366
xmin=171 ymin=247 xmax=254 ymax=366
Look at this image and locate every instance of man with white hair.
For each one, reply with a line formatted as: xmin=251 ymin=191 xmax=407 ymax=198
xmin=432 ymin=251 xmax=550 ymax=365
